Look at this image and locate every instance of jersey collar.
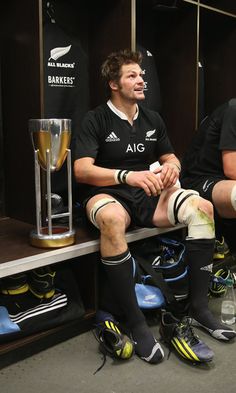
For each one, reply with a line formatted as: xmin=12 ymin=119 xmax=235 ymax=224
xmin=107 ymin=100 xmax=139 ymax=121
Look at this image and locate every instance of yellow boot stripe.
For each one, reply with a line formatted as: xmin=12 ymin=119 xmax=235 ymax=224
xmin=171 ymin=340 xmax=188 ymax=359
xmin=172 ymin=337 xmax=193 ymax=361
xmin=105 ymin=320 xmax=121 ymax=334
xmin=105 ymin=320 xmax=111 ymax=329
xmin=180 ymin=338 xmax=200 ymax=362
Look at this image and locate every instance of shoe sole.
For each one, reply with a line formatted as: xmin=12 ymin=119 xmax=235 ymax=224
xmin=1 ymin=283 xmax=29 ymax=295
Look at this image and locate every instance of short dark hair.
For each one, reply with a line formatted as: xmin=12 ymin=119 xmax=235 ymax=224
xmin=101 ymin=49 xmax=143 ymax=91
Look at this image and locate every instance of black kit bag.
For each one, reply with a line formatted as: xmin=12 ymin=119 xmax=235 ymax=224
xmin=0 ymin=265 xmax=85 ymax=343
xmin=131 ymin=236 xmax=189 ymax=314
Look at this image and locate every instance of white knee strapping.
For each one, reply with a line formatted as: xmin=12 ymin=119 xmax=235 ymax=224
xmin=89 ymin=197 xmax=122 ymax=229
xmin=230 ymin=184 xmax=236 ymax=211
xmin=167 ymin=189 xmax=215 ymax=239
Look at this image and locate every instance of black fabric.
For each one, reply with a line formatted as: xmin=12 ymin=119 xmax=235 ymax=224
xmin=137 ymin=45 xmax=162 ymax=113
xmin=101 ymin=253 xmax=146 ymax=329
xmin=180 ymin=99 xmax=236 ymax=249
xmin=0 ymin=266 xmax=85 ymax=343
xmin=74 ymin=102 xmax=174 ymax=203
xmin=0 ymin=62 xmax=4 ymax=217
xmin=185 ymin=239 xmax=215 ymax=313
xmin=43 ymin=20 xmax=89 ymax=200
xmin=181 ymin=98 xmax=236 ymax=181
xmin=83 ymin=185 xmax=161 ymax=228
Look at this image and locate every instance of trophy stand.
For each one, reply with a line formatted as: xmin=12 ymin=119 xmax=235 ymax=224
xmin=29 ymin=119 xmax=76 ymax=248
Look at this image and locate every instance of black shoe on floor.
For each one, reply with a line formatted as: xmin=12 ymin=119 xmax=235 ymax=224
xmin=94 ymin=310 xmax=134 ymax=361
xmin=159 ymin=311 xmax=214 ymax=363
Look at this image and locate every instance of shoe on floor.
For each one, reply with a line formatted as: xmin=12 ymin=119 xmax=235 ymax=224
xmin=94 ymin=310 xmax=134 ymax=360
xmin=209 ymin=268 xmax=231 ymax=297
xmin=0 ymin=273 xmax=29 ymax=295
xmin=191 ymin=317 xmax=236 ymax=341
xmin=214 ymin=237 xmax=230 ymax=260
xmin=159 ymin=311 xmax=214 ymax=363
xmin=28 ymin=266 xmax=56 ymax=299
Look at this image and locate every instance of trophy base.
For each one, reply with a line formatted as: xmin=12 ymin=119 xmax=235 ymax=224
xmin=30 ymin=226 xmax=76 ymax=248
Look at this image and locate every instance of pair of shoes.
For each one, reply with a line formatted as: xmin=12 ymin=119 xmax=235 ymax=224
xmin=191 ymin=317 xmax=236 ymax=341
xmin=214 ymin=237 xmax=230 ymax=260
xmin=209 ymin=268 xmax=231 ymax=297
xmin=0 ymin=267 xmax=56 ymax=299
xmin=0 ymin=273 xmax=29 ymax=295
xmin=94 ymin=311 xmax=134 ymax=362
xmin=159 ymin=311 xmax=214 ymax=363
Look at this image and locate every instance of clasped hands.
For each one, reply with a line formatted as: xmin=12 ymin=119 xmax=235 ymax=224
xmin=126 ymin=163 xmax=180 ymax=196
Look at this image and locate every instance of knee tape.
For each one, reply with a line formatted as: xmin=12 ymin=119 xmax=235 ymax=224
xmin=230 ymin=184 xmax=236 ymax=211
xmin=89 ymin=197 xmax=122 ymax=229
xmin=167 ymin=189 xmax=215 ymax=239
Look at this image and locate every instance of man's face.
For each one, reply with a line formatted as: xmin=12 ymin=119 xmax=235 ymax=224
xmin=115 ymin=63 xmax=145 ymax=102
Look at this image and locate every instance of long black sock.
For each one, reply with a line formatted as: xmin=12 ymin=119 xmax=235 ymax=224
xmin=186 ymin=238 xmax=229 ymax=329
xmin=101 ymin=250 xmax=164 ymax=363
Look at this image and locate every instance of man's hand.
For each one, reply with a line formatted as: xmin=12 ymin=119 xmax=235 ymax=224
xmin=156 ymin=163 xmax=180 ymax=188
xmin=126 ymin=170 xmax=164 ymax=196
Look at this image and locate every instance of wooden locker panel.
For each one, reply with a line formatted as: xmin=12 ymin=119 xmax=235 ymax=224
xmin=89 ymin=0 xmax=133 ymax=108
xmin=136 ymin=1 xmax=197 ymax=158
xmin=0 ymin=0 xmax=42 ymax=223
xmin=199 ymin=9 xmax=236 ymax=115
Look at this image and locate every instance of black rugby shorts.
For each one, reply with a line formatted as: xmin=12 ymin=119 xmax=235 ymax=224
xmin=86 ymin=184 xmax=160 ymax=227
xmin=181 ymin=176 xmax=225 ymax=202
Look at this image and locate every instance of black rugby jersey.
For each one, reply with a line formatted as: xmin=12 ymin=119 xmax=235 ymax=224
xmin=75 ymin=102 xmax=174 ymax=170
xmin=74 ymin=102 xmax=174 ymax=202
xmin=181 ymin=98 xmax=236 ymax=179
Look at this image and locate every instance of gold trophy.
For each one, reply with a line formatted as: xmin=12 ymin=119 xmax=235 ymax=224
xmin=29 ymin=118 xmax=76 ymax=248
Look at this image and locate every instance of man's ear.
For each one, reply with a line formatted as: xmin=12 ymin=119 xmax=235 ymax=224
xmin=109 ymin=80 xmax=119 ymax=91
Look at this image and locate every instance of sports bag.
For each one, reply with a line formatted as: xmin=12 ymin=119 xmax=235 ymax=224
xmin=131 ymin=236 xmax=189 ymax=310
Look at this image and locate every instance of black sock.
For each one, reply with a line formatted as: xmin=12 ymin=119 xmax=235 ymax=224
xmin=101 ymin=250 xmax=145 ymax=328
xmin=186 ymin=238 xmax=223 ymax=329
xmin=102 ymin=250 xmax=164 ymax=363
xmin=131 ymin=322 xmax=164 ymax=363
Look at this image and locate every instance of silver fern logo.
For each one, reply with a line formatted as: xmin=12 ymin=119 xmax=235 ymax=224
xmin=145 ymin=129 xmax=157 ymax=141
xmin=146 ymin=130 xmax=156 ymax=138
xmin=49 ymin=45 xmax=72 ymax=61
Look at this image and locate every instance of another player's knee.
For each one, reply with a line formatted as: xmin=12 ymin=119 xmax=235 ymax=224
xmin=230 ymin=184 xmax=236 ymax=211
xmin=167 ymin=189 xmax=215 ymax=239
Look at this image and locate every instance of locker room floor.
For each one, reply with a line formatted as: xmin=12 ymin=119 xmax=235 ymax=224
xmin=0 ymin=295 xmax=236 ymax=393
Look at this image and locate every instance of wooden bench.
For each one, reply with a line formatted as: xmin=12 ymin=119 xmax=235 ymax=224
xmin=0 ymin=218 xmax=186 ymax=278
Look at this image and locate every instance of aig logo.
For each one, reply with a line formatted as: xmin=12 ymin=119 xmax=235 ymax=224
xmin=126 ymin=143 xmax=145 ymax=153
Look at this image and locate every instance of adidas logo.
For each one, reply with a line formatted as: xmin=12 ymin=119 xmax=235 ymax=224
xmin=105 ymin=132 xmax=120 ymax=142
xmin=200 ymin=263 xmax=213 ymax=272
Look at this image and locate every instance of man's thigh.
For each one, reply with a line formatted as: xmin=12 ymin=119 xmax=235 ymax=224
xmin=212 ymin=180 xmax=236 ymax=218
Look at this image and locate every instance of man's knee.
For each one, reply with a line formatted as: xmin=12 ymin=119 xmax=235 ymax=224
xmin=167 ymin=189 xmax=215 ymax=239
xmin=98 ymin=207 xmax=127 ymax=233
xmin=88 ymin=197 xmax=126 ymax=230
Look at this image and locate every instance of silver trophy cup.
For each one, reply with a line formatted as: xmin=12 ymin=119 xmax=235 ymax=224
xmin=29 ymin=118 xmax=75 ymax=248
